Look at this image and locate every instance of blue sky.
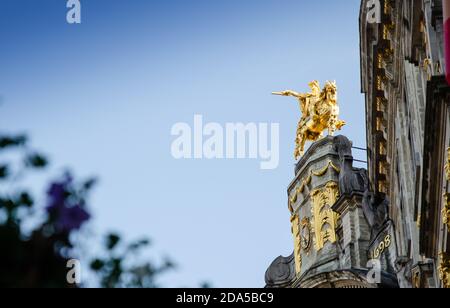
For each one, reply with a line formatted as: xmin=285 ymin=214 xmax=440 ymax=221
xmin=0 ymin=0 xmax=365 ymax=287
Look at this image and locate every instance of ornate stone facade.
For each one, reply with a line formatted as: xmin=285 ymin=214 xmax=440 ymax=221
xmin=265 ymin=136 xmax=398 ymax=288
xmin=360 ymin=0 xmax=450 ymax=288
xmin=265 ymin=0 xmax=450 ymax=288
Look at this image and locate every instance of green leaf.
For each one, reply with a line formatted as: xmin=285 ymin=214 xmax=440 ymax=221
xmin=0 ymin=135 xmax=27 ymax=149
xmin=128 ymin=238 xmax=151 ymax=251
xmin=200 ymin=282 xmax=212 ymax=289
xmin=24 ymin=153 xmax=48 ymax=169
xmin=162 ymin=258 xmax=175 ymax=270
xmin=17 ymin=192 xmax=33 ymax=208
xmin=106 ymin=233 xmax=121 ymax=250
xmin=0 ymin=165 xmax=8 ymax=179
xmin=90 ymin=259 xmax=105 ymax=271
xmin=83 ymin=178 xmax=98 ymax=191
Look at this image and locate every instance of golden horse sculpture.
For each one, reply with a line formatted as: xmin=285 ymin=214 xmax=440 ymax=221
xmin=273 ymin=80 xmax=346 ymax=160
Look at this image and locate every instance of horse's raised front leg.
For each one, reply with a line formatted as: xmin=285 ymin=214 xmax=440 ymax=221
xmin=328 ymin=118 xmax=336 ymax=136
xmin=299 ymin=134 xmax=306 ymax=157
xmin=294 ymin=132 xmax=306 ymax=159
xmin=294 ymin=138 xmax=300 ymax=159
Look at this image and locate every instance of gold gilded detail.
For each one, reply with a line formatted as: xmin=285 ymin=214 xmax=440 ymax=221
xmin=443 ymin=193 xmax=450 ymax=230
xmin=412 ymin=271 xmax=421 ymax=288
xmin=370 ymin=234 xmax=391 ymax=259
xmin=310 ymin=182 xmax=340 ymax=251
xmin=273 ymin=81 xmax=346 ymax=159
xmin=377 ymin=53 xmax=384 ymax=69
xmin=438 ymin=253 xmax=450 ymax=288
xmin=423 ymin=58 xmax=433 ymax=81
xmin=384 ymin=0 xmax=391 ymax=15
xmin=376 ymin=75 xmax=383 ymax=91
xmin=379 ymin=142 xmax=387 ymax=156
xmin=376 ymin=97 xmax=384 ymax=112
xmin=445 ymin=148 xmax=450 ymax=181
xmin=378 ymin=180 xmax=387 ymax=194
xmin=288 ymin=161 xmax=340 ymax=212
xmin=290 ymin=214 xmax=302 ymax=274
xmin=311 ymin=160 xmax=341 ymax=176
xmin=443 ymin=148 xmax=450 ymax=230
xmin=300 ymin=217 xmax=312 ymax=253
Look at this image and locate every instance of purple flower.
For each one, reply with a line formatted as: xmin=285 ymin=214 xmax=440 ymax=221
xmin=54 ymin=204 xmax=91 ymax=233
xmin=45 ymin=174 xmax=91 ymax=233
xmin=46 ymin=182 xmax=66 ymax=211
xmin=46 ymin=175 xmax=72 ymax=211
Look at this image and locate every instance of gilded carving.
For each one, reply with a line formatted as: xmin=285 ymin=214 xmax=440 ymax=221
xmin=288 ymin=199 xmax=294 ymax=213
xmin=300 ymin=217 xmax=312 ymax=253
xmin=311 ymin=161 xmax=340 ymax=176
xmin=289 ymin=161 xmax=340 ymax=213
xmin=423 ymin=58 xmax=432 ymax=81
xmin=273 ymin=81 xmax=346 ymax=159
xmin=376 ymin=75 xmax=383 ymax=91
xmin=443 ymin=148 xmax=450 ymax=230
xmin=378 ymin=181 xmax=387 ymax=194
xmin=445 ymin=147 xmax=450 ymax=181
xmin=290 ymin=214 xmax=302 ymax=274
xmin=310 ymin=181 xmax=340 ymax=251
xmin=438 ymin=253 xmax=450 ymax=288
xmin=443 ymin=193 xmax=450 ymax=230
xmin=412 ymin=271 xmax=421 ymax=289
xmin=379 ymin=141 xmax=387 ymax=156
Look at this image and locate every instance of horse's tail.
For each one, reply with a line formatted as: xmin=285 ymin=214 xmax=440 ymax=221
xmin=335 ymin=120 xmax=346 ymax=130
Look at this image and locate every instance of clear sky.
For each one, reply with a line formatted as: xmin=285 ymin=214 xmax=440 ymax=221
xmin=0 ymin=0 xmax=365 ymax=287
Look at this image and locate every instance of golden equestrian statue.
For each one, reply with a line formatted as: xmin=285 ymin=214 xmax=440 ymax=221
xmin=273 ymin=80 xmax=346 ymax=160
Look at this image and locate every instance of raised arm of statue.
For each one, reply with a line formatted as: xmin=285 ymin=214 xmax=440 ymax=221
xmin=273 ymin=90 xmax=309 ymax=117
xmin=272 ymin=90 xmax=303 ymax=98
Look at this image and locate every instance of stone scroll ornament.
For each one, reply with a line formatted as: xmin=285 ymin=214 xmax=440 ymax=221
xmin=445 ymin=0 xmax=450 ymax=85
xmin=264 ymin=254 xmax=296 ymax=288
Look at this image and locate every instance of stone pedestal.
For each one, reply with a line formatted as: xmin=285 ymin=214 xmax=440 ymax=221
xmin=265 ymin=135 xmax=399 ymax=288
